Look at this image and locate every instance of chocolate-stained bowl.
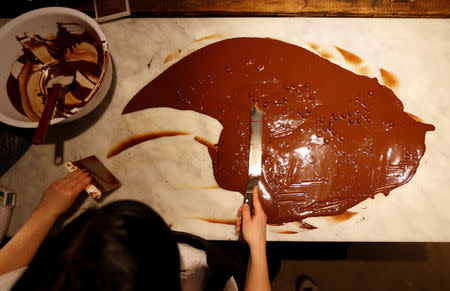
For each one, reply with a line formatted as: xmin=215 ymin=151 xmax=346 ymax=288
xmin=0 ymin=7 xmax=112 ymax=128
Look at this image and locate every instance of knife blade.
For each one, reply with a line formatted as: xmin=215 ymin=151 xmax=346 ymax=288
xmin=239 ymin=104 xmax=262 ymax=242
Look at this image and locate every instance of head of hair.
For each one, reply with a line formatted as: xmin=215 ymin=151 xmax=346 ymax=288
xmin=12 ymin=200 xmax=180 ymax=291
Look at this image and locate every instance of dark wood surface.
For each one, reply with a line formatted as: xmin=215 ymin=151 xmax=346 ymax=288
xmin=2 ymin=0 xmax=449 ymax=18
xmin=130 ymin=0 xmax=450 ymax=17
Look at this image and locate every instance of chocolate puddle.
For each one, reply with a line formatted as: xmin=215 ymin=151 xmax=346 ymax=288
xmin=121 ymin=37 xmax=434 ymax=224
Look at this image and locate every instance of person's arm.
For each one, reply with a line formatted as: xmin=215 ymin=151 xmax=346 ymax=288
xmin=236 ymin=186 xmax=271 ymax=291
xmin=0 ymin=169 xmax=91 ymax=275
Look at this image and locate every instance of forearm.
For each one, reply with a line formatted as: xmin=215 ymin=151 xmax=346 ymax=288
xmin=0 ymin=209 xmax=57 ymax=275
xmin=244 ymin=245 xmax=271 ymax=291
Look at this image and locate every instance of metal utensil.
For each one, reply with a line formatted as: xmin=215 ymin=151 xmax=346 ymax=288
xmin=239 ymin=104 xmax=262 ymax=243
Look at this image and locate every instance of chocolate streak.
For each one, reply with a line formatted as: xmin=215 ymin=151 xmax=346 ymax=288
xmin=122 ymin=38 xmax=434 ymax=224
xmin=107 ymin=131 xmax=189 ymax=158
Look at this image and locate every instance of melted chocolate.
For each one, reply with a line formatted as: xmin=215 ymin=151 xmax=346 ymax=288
xmin=273 ymin=230 xmax=299 ymax=234
xmin=198 ymin=218 xmax=238 ymax=225
xmin=121 ymin=38 xmax=434 ymax=224
xmin=379 ymin=68 xmax=399 ymax=89
xmin=330 ymin=211 xmax=358 ymax=222
xmin=107 ymin=131 xmax=189 ymax=158
xmin=164 ymin=49 xmax=182 ymax=64
xmin=6 ymin=74 xmax=25 ymax=115
xmin=299 ymin=222 xmax=318 ymax=230
xmin=195 ymin=34 xmax=223 ymax=42
xmin=7 ymin=23 xmax=104 ymax=120
xmin=335 ymin=46 xmax=364 ymax=66
xmin=33 ymin=23 xmax=103 ymax=65
xmin=18 ymin=47 xmax=44 ymax=65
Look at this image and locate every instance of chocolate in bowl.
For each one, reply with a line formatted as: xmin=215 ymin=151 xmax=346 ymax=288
xmin=0 ymin=7 xmax=111 ymax=128
xmin=8 ymin=22 xmax=104 ymax=121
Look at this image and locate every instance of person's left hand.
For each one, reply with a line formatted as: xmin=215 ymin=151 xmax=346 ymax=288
xmin=35 ymin=169 xmax=91 ymax=219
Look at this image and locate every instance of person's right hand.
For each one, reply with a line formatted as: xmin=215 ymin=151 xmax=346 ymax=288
xmin=236 ymin=186 xmax=267 ymax=250
xmin=35 ymin=169 xmax=91 ymax=219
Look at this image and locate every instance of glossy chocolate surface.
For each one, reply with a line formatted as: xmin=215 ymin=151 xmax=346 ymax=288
xmin=122 ymin=38 xmax=434 ymax=223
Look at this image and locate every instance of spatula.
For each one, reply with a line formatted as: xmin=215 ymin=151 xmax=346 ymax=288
xmin=239 ymin=104 xmax=262 ymax=242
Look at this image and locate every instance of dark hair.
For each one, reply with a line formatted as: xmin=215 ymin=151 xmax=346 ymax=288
xmin=12 ymin=200 xmax=181 ymax=291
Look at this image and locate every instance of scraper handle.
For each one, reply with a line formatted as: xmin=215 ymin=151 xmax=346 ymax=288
xmin=33 ymin=84 xmax=61 ymax=145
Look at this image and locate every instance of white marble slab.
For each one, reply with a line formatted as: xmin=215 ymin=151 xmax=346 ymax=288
xmin=1 ymin=17 xmax=449 ymax=241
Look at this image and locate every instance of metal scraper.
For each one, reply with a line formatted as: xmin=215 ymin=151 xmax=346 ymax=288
xmin=239 ymin=103 xmax=262 ymax=242
xmin=64 ymin=155 xmax=121 ymax=200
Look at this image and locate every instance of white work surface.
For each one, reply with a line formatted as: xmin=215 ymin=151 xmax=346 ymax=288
xmin=1 ymin=18 xmax=449 ymax=241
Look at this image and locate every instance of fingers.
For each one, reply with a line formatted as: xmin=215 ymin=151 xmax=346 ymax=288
xmin=71 ymin=175 xmax=92 ymax=195
xmin=252 ymin=186 xmax=263 ymax=214
xmin=52 ymin=169 xmax=83 ymax=187
xmin=235 ymin=216 xmax=242 ymax=232
xmin=65 ymin=171 xmax=90 ymax=189
xmin=63 ymin=168 xmax=84 ymax=180
xmin=61 ymin=169 xmax=85 ymax=187
xmin=242 ymin=203 xmax=251 ymax=225
xmin=236 ymin=205 xmax=243 ymax=232
xmin=56 ymin=169 xmax=91 ymax=198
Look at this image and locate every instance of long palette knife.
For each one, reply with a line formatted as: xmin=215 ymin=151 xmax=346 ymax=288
xmin=239 ymin=103 xmax=262 ymax=242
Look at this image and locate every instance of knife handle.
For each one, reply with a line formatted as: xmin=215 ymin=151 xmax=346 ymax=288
xmin=238 ymin=216 xmax=245 ymax=243
xmin=239 ymin=195 xmax=254 ymax=243
xmin=246 ymin=196 xmax=254 ymax=217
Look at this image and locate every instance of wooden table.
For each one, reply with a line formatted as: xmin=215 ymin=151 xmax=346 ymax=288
xmin=2 ymin=0 xmax=450 ymax=18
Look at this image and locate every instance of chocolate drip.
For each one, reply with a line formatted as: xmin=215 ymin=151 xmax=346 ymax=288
xmin=122 ymin=38 xmax=434 ymax=224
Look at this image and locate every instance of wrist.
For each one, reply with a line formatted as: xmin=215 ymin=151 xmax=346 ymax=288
xmin=249 ymin=241 xmax=266 ymax=255
xmin=32 ymin=207 xmax=60 ymax=223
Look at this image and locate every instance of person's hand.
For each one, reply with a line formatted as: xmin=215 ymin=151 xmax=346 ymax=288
xmin=236 ymin=185 xmax=267 ymax=250
xmin=35 ymin=169 xmax=91 ymax=219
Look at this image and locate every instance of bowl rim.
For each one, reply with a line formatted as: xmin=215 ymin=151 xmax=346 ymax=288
xmin=0 ymin=7 xmax=109 ymax=128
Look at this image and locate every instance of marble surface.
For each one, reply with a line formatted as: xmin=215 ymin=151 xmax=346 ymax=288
xmin=1 ymin=17 xmax=449 ymax=241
